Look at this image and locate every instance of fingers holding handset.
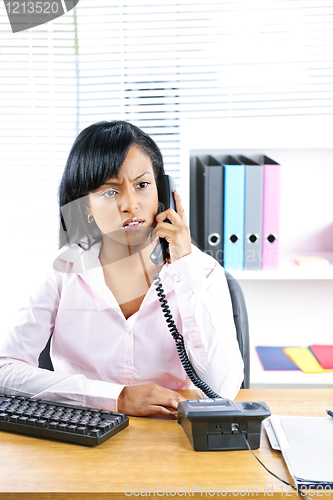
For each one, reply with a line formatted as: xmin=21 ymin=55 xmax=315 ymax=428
xmin=154 ymin=190 xmax=192 ymax=263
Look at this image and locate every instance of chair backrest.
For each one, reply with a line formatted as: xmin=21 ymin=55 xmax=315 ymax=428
xmin=38 ymin=335 xmax=53 ymax=371
xmin=224 ymin=270 xmax=250 ymax=389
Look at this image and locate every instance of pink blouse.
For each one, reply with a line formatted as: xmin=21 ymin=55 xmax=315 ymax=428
xmin=0 ymin=242 xmax=244 ymax=411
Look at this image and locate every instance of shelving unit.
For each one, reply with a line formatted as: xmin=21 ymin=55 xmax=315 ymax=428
xmin=231 ymin=252 xmax=333 ymax=281
xmin=181 ymin=116 xmax=333 ymax=389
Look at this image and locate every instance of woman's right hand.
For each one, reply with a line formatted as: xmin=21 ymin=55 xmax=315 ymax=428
xmin=117 ymin=384 xmax=186 ymax=418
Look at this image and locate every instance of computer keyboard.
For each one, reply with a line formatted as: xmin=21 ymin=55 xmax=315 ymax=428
xmin=0 ymin=393 xmax=129 ymax=446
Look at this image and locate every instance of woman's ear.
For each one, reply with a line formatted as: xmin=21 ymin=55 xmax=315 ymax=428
xmin=83 ymin=196 xmax=91 ymax=216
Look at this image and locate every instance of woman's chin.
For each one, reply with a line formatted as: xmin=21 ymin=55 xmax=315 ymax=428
xmin=103 ymin=226 xmax=153 ymax=249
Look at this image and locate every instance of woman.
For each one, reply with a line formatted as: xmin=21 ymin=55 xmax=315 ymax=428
xmin=0 ymin=121 xmax=244 ymax=418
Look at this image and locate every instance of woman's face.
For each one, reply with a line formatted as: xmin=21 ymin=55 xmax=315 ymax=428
xmin=86 ymin=144 xmax=159 ymax=250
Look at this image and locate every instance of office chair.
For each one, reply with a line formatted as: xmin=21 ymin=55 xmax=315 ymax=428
xmin=39 ymin=271 xmax=250 ymax=389
xmin=224 ymin=270 xmax=250 ymax=389
xmin=38 ymin=335 xmax=53 ymax=371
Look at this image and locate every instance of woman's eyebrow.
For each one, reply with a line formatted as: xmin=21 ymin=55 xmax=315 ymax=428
xmin=104 ymin=171 xmax=152 ymax=185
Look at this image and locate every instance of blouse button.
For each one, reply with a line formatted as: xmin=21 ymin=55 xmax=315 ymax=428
xmin=125 ymin=360 xmax=131 ymax=366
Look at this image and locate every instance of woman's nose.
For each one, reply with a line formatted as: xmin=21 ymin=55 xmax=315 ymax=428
xmin=119 ymin=189 xmax=139 ymax=213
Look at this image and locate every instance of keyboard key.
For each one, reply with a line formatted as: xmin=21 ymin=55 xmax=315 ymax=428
xmin=90 ymin=429 xmax=102 ymax=438
xmin=77 ymin=426 xmax=89 ymax=435
xmin=7 ymin=404 xmax=20 ymax=415
xmin=16 ymin=405 xmax=29 ymax=415
xmin=61 ymin=415 xmax=72 ymax=423
xmin=113 ymin=413 xmax=125 ymax=420
xmin=98 ymin=421 xmax=111 ymax=429
xmin=25 ymin=407 xmax=37 ymax=416
xmin=89 ymin=417 xmax=100 ymax=426
xmin=53 ymin=411 xmax=64 ymax=419
xmin=0 ymin=402 xmax=11 ymax=411
xmin=80 ymin=417 xmax=91 ymax=425
xmin=43 ymin=411 xmax=55 ymax=422
xmin=70 ymin=417 xmax=81 ymax=424
xmin=103 ymin=415 xmax=122 ymax=424
xmin=34 ymin=410 xmax=46 ymax=418
xmin=37 ymin=420 xmax=48 ymax=428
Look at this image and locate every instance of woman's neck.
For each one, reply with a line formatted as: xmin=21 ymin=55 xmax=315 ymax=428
xmin=99 ymin=235 xmax=160 ymax=272
xmin=99 ymin=236 xmax=164 ymax=314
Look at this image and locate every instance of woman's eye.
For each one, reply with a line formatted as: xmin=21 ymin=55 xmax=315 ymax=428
xmin=101 ymin=189 xmax=117 ymax=198
xmin=137 ymin=181 xmax=150 ymax=189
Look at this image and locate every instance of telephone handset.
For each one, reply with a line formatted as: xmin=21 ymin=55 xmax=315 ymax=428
xmin=149 ymin=175 xmax=176 ymax=266
xmin=150 ymin=175 xmax=221 ymax=399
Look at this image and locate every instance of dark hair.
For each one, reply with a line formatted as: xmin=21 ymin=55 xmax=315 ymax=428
xmin=58 ymin=120 xmax=165 ymax=249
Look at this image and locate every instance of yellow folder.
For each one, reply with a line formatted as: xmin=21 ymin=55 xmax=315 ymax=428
xmin=283 ymin=347 xmax=333 ymax=373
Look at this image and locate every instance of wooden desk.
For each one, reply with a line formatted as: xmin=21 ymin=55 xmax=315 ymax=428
xmin=0 ymin=389 xmax=332 ymax=500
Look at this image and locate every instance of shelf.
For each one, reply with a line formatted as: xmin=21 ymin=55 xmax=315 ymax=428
xmin=185 ymin=135 xmax=333 ymax=388
xmin=229 ymin=252 xmax=333 ymax=280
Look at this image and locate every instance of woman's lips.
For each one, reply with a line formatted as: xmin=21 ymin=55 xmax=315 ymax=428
xmin=122 ymin=218 xmax=144 ymax=231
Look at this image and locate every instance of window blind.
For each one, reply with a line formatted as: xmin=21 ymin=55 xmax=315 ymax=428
xmin=76 ymin=0 xmax=333 ymax=185
xmin=0 ymin=4 xmax=78 ymax=314
xmin=1 ymin=0 xmax=333 ymax=313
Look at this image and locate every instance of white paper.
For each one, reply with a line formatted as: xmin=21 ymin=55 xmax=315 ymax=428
xmin=266 ymin=415 xmax=333 ymax=485
xmin=280 ymin=417 xmax=333 ymax=483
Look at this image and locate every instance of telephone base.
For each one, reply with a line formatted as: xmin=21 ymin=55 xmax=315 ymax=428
xmin=177 ymin=398 xmax=271 ymax=451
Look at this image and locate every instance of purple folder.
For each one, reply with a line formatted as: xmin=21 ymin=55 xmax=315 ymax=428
xmin=256 ymin=346 xmax=300 ymax=370
xmin=261 ymin=156 xmax=281 ymax=269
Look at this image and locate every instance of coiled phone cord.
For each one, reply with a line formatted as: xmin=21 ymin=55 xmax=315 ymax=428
xmin=153 ymin=270 xmax=313 ymax=500
xmin=153 ymin=272 xmax=222 ymax=400
xmin=153 ymin=264 xmax=312 ymax=500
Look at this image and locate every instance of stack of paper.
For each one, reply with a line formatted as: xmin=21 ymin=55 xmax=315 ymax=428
xmin=264 ymin=416 xmax=333 ymax=489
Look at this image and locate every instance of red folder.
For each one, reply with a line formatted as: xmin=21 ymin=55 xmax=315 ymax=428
xmin=310 ymin=345 xmax=333 ymax=369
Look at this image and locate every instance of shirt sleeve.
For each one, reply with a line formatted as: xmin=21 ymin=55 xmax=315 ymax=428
xmin=0 ymin=265 xmax=124 ymax=411
xmin=165 ymin=248 xmax=244 ymax=400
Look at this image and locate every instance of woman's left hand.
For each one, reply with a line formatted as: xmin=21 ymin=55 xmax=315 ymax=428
xmin=154 ymin=190 xmax=192 ymax=263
